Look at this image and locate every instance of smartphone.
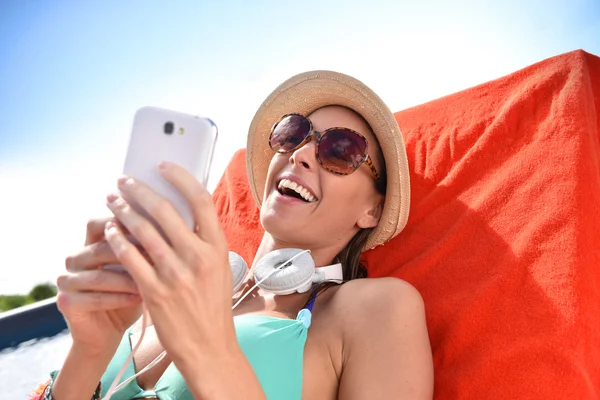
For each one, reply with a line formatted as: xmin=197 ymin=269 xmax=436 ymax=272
xmin=122 ymin=106 xmax=218 ymax=230
xmin=105 ymin=106 xmax=218 ymax=272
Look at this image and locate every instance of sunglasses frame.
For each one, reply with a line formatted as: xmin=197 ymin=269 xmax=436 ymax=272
xmin=269 ymin=113 xmax=379 ymax=180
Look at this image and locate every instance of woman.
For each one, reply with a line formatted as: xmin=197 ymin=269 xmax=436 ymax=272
xmin=32 ymin=71 xmax=433 ymax=399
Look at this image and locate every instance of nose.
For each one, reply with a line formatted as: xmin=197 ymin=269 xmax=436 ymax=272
xmin=289 ymin=135 xmax=316 ymax=171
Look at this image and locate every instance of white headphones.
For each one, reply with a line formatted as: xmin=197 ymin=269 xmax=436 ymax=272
xmin=229 ymin=248 xmax=344 ymax=295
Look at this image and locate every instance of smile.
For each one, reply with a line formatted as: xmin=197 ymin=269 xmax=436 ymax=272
xmin=277 ymin=178 xmax=317 ymax=203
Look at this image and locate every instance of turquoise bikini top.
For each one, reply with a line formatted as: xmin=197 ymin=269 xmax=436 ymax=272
xmin=100 ymin=299 xmax=316 ymax=400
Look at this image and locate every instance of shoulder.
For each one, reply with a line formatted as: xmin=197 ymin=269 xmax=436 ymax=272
xmin=330 ymin=277 xmax=426 ymax=323
xmin=323 ymin=278 xmax=433 ymax=398
xmin=325 ymin=277 xmax=429 ymax=351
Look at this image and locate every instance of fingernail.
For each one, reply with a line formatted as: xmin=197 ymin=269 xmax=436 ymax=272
xmin=158 ymin=161 xmax=170 ymax=171
xmin=105 ymin=221 xmax=116 ymax=231
xmin=107 ymin=193 xmax=119 ymax=203
xmin=120 ymin=177 xmax=134 ymax=187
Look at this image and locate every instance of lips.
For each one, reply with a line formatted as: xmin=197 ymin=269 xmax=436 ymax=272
xmin=275 ymin=175 xmax=318 ymax=203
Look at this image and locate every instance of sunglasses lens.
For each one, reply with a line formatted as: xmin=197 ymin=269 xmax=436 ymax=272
xmin=270 ymin=115 xmax=311 ymax=152
xmin=318 ymin=129 xmax=367 ymax=174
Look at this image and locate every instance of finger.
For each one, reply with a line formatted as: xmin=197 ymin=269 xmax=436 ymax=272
xmin=57 ymin=270 xmax=139 ymax=294
xmin=67 ymin=241 xmax=151 ymax=273
xmin=116 ymin=176 xmax=195 ymax=252
xmin=158 ymin=162 xmax=226 ymax=247
xmin=105 ymin=194 xmax=179 ymax=272
xmin=56 ymin=291 xmax=141 ymax=313
xmin=104 ymin=220 xmax=162 ymax=290
xmin=85 ymin=217 xmax=129 ymax=246
xmin=67 ymin=241 xmax=117 ymax=272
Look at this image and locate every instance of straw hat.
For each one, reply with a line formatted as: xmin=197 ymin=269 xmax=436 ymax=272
xmin=246 ymin=70 xmax=410 ymax=250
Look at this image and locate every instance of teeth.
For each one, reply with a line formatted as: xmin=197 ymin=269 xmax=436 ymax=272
xmin=278 ymin=179 xmax=316 ymax=202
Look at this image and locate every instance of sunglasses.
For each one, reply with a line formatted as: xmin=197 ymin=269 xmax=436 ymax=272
xmin=268 ymin=113 xmax=379 ymax=179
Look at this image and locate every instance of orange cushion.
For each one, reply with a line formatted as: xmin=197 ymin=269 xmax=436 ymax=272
xmin=212 ymin=49 xmax=600 ymax=399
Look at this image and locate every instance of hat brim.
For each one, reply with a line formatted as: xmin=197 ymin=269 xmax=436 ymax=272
xmin=246 ymin=70 xmax=410 ymax=249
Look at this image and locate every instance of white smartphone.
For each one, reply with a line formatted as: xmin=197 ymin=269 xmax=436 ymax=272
xmin=105 ymin=106 xmax=218 ymax=272
xmin=122 ymin=106 xmax=218 ymax=232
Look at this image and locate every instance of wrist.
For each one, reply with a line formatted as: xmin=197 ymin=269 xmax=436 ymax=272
xmin=174 ymin=337 xmax=241 ymax=376
xmin=176 ymin=345 xmax=266 ymax=400
xmin=71 ymin=337 xmax=121 ymax=359
xmin=52 ymin=342 xmax=116 ymax=400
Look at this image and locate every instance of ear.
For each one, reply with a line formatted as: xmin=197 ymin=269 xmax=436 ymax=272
xmin=357 ymin=198 xmax=384 ymax=229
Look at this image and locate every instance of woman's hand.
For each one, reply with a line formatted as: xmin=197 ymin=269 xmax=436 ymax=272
xmin=56 ymin=217 xmax=143 ymax=354
xmin=103 ymin=161 xmax=237 ymax=370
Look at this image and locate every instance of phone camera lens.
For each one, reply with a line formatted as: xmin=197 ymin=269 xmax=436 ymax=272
xmin=164 ymin=122 xmax=174 ymax=134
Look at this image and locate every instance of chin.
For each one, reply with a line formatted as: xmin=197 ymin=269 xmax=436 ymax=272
xmin=260 ymin=208 xmax=305 ymax=245
xmin=259 ymin=189 xmax=320 ymax=244
xmin=260 ymin=206 xmax=293 ymax=232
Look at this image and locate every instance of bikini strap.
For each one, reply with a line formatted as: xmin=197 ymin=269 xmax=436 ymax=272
xmin=306 ymin=295 xmax=318 ymax=312
xmin=296 ymin=287 xmax=319 ymax=329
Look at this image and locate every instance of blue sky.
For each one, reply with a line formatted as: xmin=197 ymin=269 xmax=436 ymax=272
xmin=0 ymin=0 xmax=598 ymax=294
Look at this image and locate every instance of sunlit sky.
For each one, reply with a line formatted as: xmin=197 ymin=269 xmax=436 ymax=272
xmin=1 ymin=0 xmax=599 ymax=294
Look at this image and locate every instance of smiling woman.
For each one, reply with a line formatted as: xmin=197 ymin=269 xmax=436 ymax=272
xmin=31 ymin=70 xmax=432 ymax=400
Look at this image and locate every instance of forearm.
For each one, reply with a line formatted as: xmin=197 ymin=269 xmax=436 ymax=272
xmin=177 ymin=346 xmax=266 ymax=400
xmin=52 ymin=343 xmax=116 ymax=400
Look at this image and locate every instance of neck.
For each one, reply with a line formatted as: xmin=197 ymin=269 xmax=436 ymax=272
xmin=251 ymin=232 xmax=344 ymax=270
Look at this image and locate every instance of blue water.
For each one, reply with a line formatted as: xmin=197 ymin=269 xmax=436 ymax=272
xmin=0 ymin=330 xmax=72 ymax=399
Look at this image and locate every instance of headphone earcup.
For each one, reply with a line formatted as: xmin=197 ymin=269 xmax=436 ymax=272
xmin=254 ymin=248 xmax=315 ymax=295
xmin=229 ymin=251 xmax=249 ymax=294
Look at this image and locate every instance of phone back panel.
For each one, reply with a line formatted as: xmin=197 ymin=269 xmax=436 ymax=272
xmin=122 ymin=107 xmax=218 ymax=231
